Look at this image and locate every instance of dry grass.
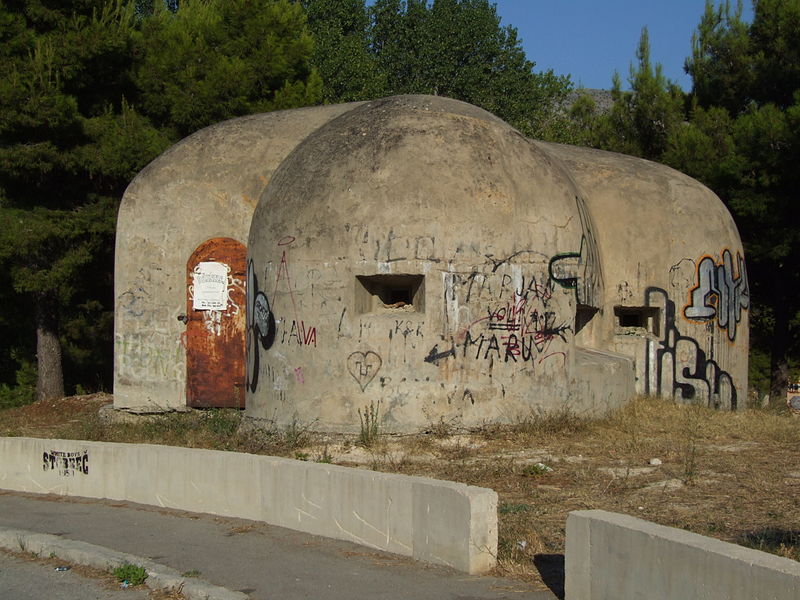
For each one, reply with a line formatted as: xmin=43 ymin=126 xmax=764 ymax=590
xmin=2 ymin=393 xmax=799 ymax=593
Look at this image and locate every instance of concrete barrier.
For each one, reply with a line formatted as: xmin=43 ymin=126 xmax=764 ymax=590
xmin=0 ymin=437 xmax=497 ymax=574
xmin=566 ymin=510 xmax=800 ymax=599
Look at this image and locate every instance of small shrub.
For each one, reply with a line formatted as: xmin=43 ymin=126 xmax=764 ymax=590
xmin=521 ymin=462 xmax=553 ymax=477
xmin=358 ymin=400 xmax=381 ymax=447
xmin=316 ymin=446 xmax=333 ymax=463
xmin=113 ymin=563 xmax=148 ymax=586
xmin=283 ymin=417 xmax=312 ymax=449
xmin=0 ymin=358 xmax=36 ymax=409
xmin=429 ymin=416 xmax=456 ymax=438
xmin=205 ymin=409 xmax=240 ymax=438
xmin=499 ymin=502 xmax=533 ymax=515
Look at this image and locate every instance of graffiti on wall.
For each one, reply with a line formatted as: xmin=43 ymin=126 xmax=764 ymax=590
xmin=684 ymin=249 xmax=749 ymax=341
xmin=43 ymin=450 xmax=89 ymax=476
xmin=346 ymin=224 xmax=439 ymax=263
xmin=246 ymin=259 xmax=275 ymax=393
xmin=645 ymin=287 xmax=737 ymax=409
xmin=548 ymin=196 xmax=603 ymax=308
xmin=438 ymin=254 xmax=573 ymax=371
xmin=459 ymin=293 xmax=571 ymax=366
xmin=272 ymin=238 xmax=318 ymax=348
xmin=347 ymin=350 xmax=382 ymax=391
xmin=246 ymin=236 xmax=321 ymax=393
xmin=116 ymin=331 xmax=183 ymax=382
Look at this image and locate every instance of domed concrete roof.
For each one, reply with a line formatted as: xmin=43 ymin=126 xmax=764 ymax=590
xmin=115 ymin=103 xmax=362 ymax=411
xmin=246 ymin=95 xmax=609 ymax=431
xmin=539 ymin=141 xmax=748 ymax=408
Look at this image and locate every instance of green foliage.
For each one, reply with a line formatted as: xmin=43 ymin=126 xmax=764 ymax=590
xmin=680 ymin=1 xmax=800 ymax=399
xmin=358 ymin=400 xmax=381 ymax=447
xmin=588 ymin=27 xmax=686 ymax=160
xmin=0 ymin=1 xmax=154 ymax=398
xmin=112 ymin=563 xmax=148 ymax=586
xmin=685 ymin=0 xmax=754 ymax=116
xmin=134 ymin=0 xmax=322 ymax=137
xmin=572 ymin=3 xmax=800 ymax=399
xmin=0 ymin=0 xmax=324 ymax=398
xmin=304 ymin=0 xmax=573 ymax=138
xmin=303 ymin=0 xmax=384 ymax=102
xmin=0 ymin=356 xmax=36 ymax=409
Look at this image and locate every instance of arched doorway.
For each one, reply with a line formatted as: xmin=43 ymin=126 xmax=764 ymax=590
xmin=184 ymin=238 xmax=246 ymax=407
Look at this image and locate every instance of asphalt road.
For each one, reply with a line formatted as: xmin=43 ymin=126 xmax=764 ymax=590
xmin=0 ymin=491 xmax=560 ymax=600
xmin=0 ymin=550 xmax=151 ymax=600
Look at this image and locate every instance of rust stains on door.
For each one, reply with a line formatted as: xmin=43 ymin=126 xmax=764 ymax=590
xmin=185 ymin=237 xmax=246 ymax=408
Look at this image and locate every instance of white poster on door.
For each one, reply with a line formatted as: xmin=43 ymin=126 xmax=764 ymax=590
xmin=192 ymin=262 xmax=228 ymax=310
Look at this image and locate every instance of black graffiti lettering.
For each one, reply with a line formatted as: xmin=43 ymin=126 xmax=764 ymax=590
xmin=462 ymin=331 xmax=483 ymax=360
xmin=246 ymin=260 xmax=276 ymax=393
xmin=42 ymin=451 xmax=89 ymax=477
xmin=521 ymin=335 xmax=534 ymax=362
xmin=646 ymin=287 xmax=737 ymax=409
xmin=424 ymin=344 xmax=456 ymax=365
xmin=287 ymin=320 xmax=302 ymax=344
xmin=483 ymin=335 xmax=501 ymax=360
xmin=503 ymin=335 xmax=519 ymax=363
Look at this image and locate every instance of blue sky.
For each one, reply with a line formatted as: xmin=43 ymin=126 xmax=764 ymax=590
xmin=493 ymin=1 xmax=754 ymax=91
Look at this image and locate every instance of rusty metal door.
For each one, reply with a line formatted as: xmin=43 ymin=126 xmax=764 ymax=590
xmin=184 ymin=238 xmax=246 ymax=408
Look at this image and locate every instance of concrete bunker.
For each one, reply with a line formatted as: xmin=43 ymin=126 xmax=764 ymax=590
xmin=114 ymin=103 xmax=362 ymax=411
xmin=114 ymin=94 xmax=748 ymax=429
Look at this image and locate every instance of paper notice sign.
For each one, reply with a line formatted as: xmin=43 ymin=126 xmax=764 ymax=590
xmin=192 ymin=262 xmax=228 ymax=310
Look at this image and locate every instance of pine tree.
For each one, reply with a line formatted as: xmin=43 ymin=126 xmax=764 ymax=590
xmin=0 ymin=1 xmax=165 ymax=401
xmin=134 ymin=0 xmax=323 ymax=138
xmin=586 ymin=27 xmax=686 ymax=160
xmin=304 ymin=0 xmax=572 ymax=138
xmin=680 ymin=0 xmax=800 ymax=402
xmin=0 ymin=0 xmax=323 ymax=403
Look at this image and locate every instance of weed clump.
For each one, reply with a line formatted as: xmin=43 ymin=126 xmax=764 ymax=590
xmin=113 ymin=563 xmax=148 ymax=586
xmin=358 ymin=400 xmax=381 ymax=447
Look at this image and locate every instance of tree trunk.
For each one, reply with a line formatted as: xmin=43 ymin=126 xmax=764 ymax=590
xmin=35 ymin=291 xmax=64 ymax=401
xmin=769 ymin=301 xmax=790 ymax=407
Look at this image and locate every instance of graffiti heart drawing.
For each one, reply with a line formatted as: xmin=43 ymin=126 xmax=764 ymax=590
xmin=347 ymin=351 xmax=382 ymax=392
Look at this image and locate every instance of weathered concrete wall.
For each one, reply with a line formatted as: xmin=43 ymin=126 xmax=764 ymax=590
xmin=566 ymin=510 xmax=800 ymax=600
xmin=114 ymin=94 xmax=747 ymax=422
xmin=540 ymin=142 xmax=749 ymax=409
xmin=114 ymin=104 xmax=362 ymax=411
xmin=0 ymin=436 xmax=497 ymax=574
xmin=245 ymin=95 xmax=628 ymax=432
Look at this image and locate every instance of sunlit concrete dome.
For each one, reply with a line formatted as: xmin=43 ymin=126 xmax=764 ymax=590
xmin=539 ymin=142 xmax=749 ymax=408
xmin=114 ymin=94 xmax=748 ymax=427
xmin=245 ymin=95 xmax=629 ymax=432
xmin=114 ymin=103 xmax=362 ymax=412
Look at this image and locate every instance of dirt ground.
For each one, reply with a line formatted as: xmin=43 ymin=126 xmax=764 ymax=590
xmin=2 ymin=393 xmax=799 ymax=594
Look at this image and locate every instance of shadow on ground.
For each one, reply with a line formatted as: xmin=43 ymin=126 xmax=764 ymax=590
xmin=736 ymin=528 xmax=800 ymax=560
xmin=533 ymin=554 xmax=564 ymax=599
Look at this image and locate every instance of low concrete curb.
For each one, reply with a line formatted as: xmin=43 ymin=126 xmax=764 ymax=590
xmin=0 ymin=527 xmax=247 ymax=600
xmin=0 ymin=437 xmax=497 ymax=574
xmin=566 ymin=510 xmax=800 ymax=600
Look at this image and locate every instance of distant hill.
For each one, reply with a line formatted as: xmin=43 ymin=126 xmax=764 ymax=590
xmin=565 ymin=88 xmax=614 ymax=113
